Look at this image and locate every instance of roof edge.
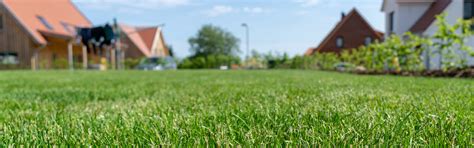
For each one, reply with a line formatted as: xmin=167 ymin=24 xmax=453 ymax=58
xmin=409 ymin=0 xmax=452 ymax=33
xmin=306 ymin=8 xmax=384 ymax=55
xmin=1 ymin=2 xmax=46 ymax=45
xmin=149 ymin=28 xmax=161 ymax=57
xmin=68 ymin=0 xmax=93 ymax=26
xmin=119 ymin=24 xmax=152 ymax=57
xmin=158 ymin=28 xmax=170 ymax=57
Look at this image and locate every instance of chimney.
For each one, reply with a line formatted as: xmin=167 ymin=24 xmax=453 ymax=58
xmin=341 ymin=12 xmax=346 ymax=20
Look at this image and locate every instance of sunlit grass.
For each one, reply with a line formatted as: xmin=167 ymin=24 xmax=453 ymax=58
xmin=0 ymin=70 xmax=472 ymax=146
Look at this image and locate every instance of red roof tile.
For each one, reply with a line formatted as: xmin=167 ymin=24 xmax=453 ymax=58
xmin=120 ymin=24 xmax=152 ymax=57
xmin=120 ymin=25 xmax=169 ymax=57
xmin=137 ymin=27 xmax=158 ymax=50
xmin=2 ymin=0 xmax=92 ymax=44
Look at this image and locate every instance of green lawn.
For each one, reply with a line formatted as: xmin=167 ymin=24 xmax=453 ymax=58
xmin=0 ymin=70 xmax=472 ymax=146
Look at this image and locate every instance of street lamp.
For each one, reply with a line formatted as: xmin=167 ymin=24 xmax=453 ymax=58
xmin=241 ymin=23 xmax=250 ymax=60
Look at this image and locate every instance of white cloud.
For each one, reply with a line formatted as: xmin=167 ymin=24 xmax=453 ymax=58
xmin=204 ymin=6 xmax=269 ymax=17
xmin=243 ymin=7 xmax=265 ymax=14
xmin=73 ymin=0 xmax=190 ymax=9
xmin=293 ymin=0 xmax=381 ymax=8
xmin=294 ymin=0 xmax=320 ymax=7
xmin=156 ymin=0 xmax=190 ymax=7
xmin=205 ymin=5 xmax=235 ymax=17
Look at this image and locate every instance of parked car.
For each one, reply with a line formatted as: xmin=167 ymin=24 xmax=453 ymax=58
xmin=136 ymin=57 xmax=177 ymax=71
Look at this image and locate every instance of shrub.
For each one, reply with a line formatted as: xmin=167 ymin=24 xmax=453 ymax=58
xmin=432 ymin=13 xmax=473 ymax=71
xmin=124 ymin=58 xmax=141 ymax=69
xmin=52 ymin=58 xmax=68 ymax=69
xmin=314 ymin=52 xmax=340 ymax=70
xmin=179 ymin=55 xmax=240 ymax=69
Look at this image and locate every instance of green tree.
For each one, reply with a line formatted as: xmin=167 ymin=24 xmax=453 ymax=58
xmin=167 ymin=45 xmax=174 ymax=57
xmin=188 ymin=25 xmax=240 ymax=57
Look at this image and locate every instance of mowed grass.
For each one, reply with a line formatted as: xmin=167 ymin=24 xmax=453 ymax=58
xmin=0 ymin=70 xmax=472 ymax=146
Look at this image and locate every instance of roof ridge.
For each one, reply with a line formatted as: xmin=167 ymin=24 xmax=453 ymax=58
xmin=2 ymin=0 xmax=92 ymax=45
xmin=305 ymin=8 xmax=383 ymax=55
xmin=307 ymin=9 xmax=356 ymax=54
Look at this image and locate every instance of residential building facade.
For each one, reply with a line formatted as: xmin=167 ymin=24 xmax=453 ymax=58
xmin=120 ymin=25 xmax=170 ymax=59
xmin=0 ymin=0 xmax=92 ymax=69
xmin=306 ymin=8 xmax=384 ymax=55
xmin=382 ymin=0 xmax=474 ymax=69
xmin=0 ymin=0 xmax=168 ymax=70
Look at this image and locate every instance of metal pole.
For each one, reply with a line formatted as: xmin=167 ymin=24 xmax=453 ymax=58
xmin=246 ymin=26 xmax=249 ymax=60
xmin=114 ymin=18 xmax=122 ymax=70
xmin=242 ymin=23 xmax=250 ymax=60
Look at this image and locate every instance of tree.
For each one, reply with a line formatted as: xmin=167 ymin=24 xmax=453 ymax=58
xmin=167 ymin=45 xmax=174 ymax=57
xmin=188 ymin=25 xmax=240 ymax=57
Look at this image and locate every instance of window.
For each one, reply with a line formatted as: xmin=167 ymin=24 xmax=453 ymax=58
xmin=389 ymin=12 xmax=395 ymax=34
xmin=37 ymin=15 xmax=53 ymax=30
xmin=365 ymin=37 xmax=372 ymax=46
xmin=0 ymin=14 xmax=3 ymax=30
xmin=336 ymin=36 xmax=344 ymax=48
xmin=464 ymin=0 xmax=473 ymax=20
xmin=465 ymin=0 xmax=474 ymax=30
xmin=0 ymin=52 xmax=19 ymax=65
xmin=61 ymin=21 xmax=73 ymax=33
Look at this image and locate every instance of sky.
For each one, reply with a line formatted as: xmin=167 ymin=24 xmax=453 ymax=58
xmin=72 ymin=0 xmax=385 ymax=58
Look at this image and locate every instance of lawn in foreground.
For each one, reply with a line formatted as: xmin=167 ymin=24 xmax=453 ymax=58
xmin=0 ymin=70 xmax=472 ymax=146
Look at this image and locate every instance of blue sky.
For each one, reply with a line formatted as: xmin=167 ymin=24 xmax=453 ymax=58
xmin=72 ymin=0 xmax=384 ymax=58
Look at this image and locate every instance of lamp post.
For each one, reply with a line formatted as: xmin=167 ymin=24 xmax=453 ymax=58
xmin=241 ymin=23 xmax=249 ymax=60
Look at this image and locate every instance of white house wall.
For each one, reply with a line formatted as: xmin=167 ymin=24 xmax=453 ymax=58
xmin=383 ymin=0 xmax=432 ymax=37
xmin=397 ymin=3 xmax=431 ymax=34
xmin=383 ymin=0 xmax=474 ymax=69
xmin=384 ymin=0 xmax=397 ymax=36
xmin=423 ymin=0 xmax=474 ymax=69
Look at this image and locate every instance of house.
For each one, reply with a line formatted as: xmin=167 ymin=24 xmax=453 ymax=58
xmin=381 ymin=0 xmax=474 ymax=69
xmin=0 ymin=0 xmax=92 ymax=69
xmin=306 ymin=8 xmax=384 ymax=55
xmin=119 ymin=24 xmax=170 ymax=59
xmin=0 ymin=0 xmax=166 ymax=70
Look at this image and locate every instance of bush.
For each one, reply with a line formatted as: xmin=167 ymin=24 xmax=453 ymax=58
xmin=124 ymin=58 xmax=141 ymax=69
xmin=178 ymin=55 xmax=240 ymax=69
xmin=52 ymin=58 xmax=68 ymax=69
xmin=290 ymin=13 xmax=472 ymax=73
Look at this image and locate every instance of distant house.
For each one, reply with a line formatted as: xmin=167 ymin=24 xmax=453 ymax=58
xmin=381 ymin=0 xmax=474 ymax=69
xmin=119 ymin=25 xmax=170 ymax=59
xmin=306 ymin=8 xmax=384 ymax=55
xmin=0 ymin=0 xmax=167 ymax=70
xmin=0 ymin=0 xmax=92 ymax=69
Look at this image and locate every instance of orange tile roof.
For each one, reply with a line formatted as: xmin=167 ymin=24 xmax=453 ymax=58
xmin=137 ymin=27 xmax=158 ymax=50
xmin=2 ymin=0 xmax=92 ymax=44
xmin=120 ymin=24 xmax=152 ymax=57
xmin=120 ymin=24 xmax=171 ymax=57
